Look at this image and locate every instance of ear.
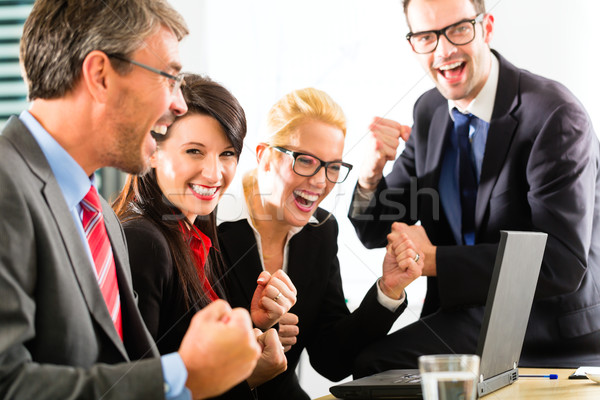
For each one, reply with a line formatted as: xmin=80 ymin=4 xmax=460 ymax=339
xmin=150 ymin=151 xmax=159 ymax=169
xmin=256 ymin=143 xmax=269 ymax=170
xmin=482 ymin=14 xmax=494 ymax=44
xmin=80 ymin=50 xmax=112 ymax=104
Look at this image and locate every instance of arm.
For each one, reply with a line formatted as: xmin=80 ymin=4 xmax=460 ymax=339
xmin=349 ymin=119 xmax=418 ymax=249
xmin=250 ymin=270 xmax=297 ymax=330
xmin=278 ymin=312 xmax=299 ymax=352
xmin=246 ymin=329 xmax=287 ymax=389
xmin=0 ymin=165 xmax=165 ymax=400
xmin=437 ymin=102 xmax=597 ymax=308
xmin=380 ymin=226 xmax=424 ymax=299
xmin=123 ymin=219 xmax=171 ymax=341
xmin=304 ymin=219 xmax=407 ymax=381
xmin=357 ymin=117 xmax=411 ymax=190
xmin=524 ymin=103 xmax=596 ymax=298
xmin=125 ymin=221 xmax=264 ymax=399
xmin=179 ymin=300 xmax=261 ymax=399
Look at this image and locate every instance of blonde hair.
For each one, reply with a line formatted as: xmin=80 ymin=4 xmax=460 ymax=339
xmin=243 ymin=87 xmax=346 ymax=194
xmin=265 ymin=87 xmax=346 ymax=146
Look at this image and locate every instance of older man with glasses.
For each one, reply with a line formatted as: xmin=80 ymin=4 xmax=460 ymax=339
xmin=349 ymin=0 xmax=600 ymax=374
xmin=0 ymin=1 xmax=262 ymax=399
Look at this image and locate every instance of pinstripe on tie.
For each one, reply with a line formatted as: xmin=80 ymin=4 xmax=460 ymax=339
xmin=81 ymin=186 xmax=122 ymax=340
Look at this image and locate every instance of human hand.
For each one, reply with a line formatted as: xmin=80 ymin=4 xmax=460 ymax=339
xmin=389 ymin=222 xmax=437 ymax=276
xmin=247 ymin=328 xmax=288 ymax=388
xmin=178 ymin=300 xmax=261 ymax=399
xmin=380 ymin=227 xmax=424 ymax=299
xmin=358 ymin=117 xmax=411 ymax=190
xmin=251 ymin=270 xmax=297 ymax=330
xmin=278 ymin=312 xmax=299 ymax=352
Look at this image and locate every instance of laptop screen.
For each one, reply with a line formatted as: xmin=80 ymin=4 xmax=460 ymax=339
xmin=476 ymin=231 xmax=547 ymax=395
xmin=330 ymin=231 xmax=547 ymax=399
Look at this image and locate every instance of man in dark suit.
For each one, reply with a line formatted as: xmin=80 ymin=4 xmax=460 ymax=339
xmin=349 ymin=0 xmax=600 ymax=374
xmin=0 ymin=1 xmax=260 ymax=399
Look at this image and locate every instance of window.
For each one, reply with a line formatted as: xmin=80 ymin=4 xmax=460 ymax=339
xmin=0 ymin=1 xmax=33 ymax=129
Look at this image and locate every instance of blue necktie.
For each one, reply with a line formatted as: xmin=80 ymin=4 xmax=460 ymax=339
xmin=452 ymin=108 xmax=477 ymax=245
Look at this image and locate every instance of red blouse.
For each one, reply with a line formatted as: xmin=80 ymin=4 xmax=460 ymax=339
xmin=180 ymin=222 xmax=219 ymax=302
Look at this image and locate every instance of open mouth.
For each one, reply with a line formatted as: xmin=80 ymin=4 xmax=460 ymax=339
xmin=437 ymin=61 xmax=466 ymax=81
xmin=190 ymin=184 xmax=219 ymax=199
xmin=293 ymin=190 xmax=319 ymax=212
xmin=150 ymin=124 xmax=167 ymax=139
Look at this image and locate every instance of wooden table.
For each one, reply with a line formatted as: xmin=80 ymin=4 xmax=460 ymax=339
xmin=314 ymin=368 xmax=600 ymax=399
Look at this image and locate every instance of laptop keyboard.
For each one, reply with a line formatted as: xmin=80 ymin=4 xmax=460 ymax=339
xmin=393 ymin=373 xmax=421 ymax=384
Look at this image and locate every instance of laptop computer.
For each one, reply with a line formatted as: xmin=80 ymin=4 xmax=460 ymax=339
xmin=330 ymin=230 xmax=548 ymax=399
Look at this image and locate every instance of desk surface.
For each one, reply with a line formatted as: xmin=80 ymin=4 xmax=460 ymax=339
xmin=314 ymin=368 xmax=600 ymax=400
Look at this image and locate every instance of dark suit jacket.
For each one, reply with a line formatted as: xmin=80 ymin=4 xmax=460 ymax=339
xmin=123 ymin=216 xmax=254 ymax=400
xmin=123 ymin=217 xmax=194 ymax=355
xmin=348 ymin=51 xmax=600 ymax=367
xmin=218 ymin=208 xmax=407 ymax=400
xmin=0 ymin=117 xmax=163 ymax=399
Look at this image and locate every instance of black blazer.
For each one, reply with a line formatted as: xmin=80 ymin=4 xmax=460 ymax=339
xmin=123 ymin=217 xmax=253 ymax=400
xmin=0 ymin=117 xmax=163 ymax=399
xmin=218 ymin=208 xmax=406 ymax=400
xmin=349 ymin=51 xmax=600 ymax=367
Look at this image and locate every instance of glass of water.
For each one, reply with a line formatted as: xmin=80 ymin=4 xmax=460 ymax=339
xmin=418 ymin=354 xmax=480 ymax=400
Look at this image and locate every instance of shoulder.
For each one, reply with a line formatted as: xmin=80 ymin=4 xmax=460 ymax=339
xmin=519 ymin=71 xmax=584 ymax=111
xmin=122 ymin=217 xmax=171 ymax=264
xmin=217 ymin=218 xmax=256 ymax=257
xmin=218 ymin=218 xmax=253 ymax=237
xmin=414 ymin=87 xmax=446 ymax=115
xmin=513 ymin=68 xmax=593 ymax=139
xmin=123 ymin=216 xmax=164 ymax=237
xmin=497 ymin=52 xmax=590 ymax=119
xmin=0 ymin=120 xmax=41 ymax=193
xmin=299 ymin=208 xmax=339 ymax=239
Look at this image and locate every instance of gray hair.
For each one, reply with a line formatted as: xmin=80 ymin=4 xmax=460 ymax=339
xmin=20 ymin=0 xmax=188 ymax=100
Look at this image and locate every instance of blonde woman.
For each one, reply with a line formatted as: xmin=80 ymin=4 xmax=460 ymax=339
xmin=218 ymin=88 xmax=423 ymax=400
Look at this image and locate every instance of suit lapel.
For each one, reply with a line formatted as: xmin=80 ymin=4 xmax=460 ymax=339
xmin=286 ymin=232 xmax=315 ymax=297
xmin=475 ymin=52 xmax=520 ymax=231
xmin=102 ymin=199 xmax=140 ymax=356
xmin=4 ymin=117 xmax=128 ymax=359
xmin=285 ymin=213 xmax=328 ymax=308
xmin=44 ymin=184 xmax=128 ymax=358
xmin=220 ymin=221 xmax=262 ymax=304
xmin=424 ymin=104 xmax=453 ymax=188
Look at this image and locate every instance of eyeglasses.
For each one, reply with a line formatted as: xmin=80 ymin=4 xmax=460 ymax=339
xmin=107 ymin=53 xmax=185 ymax=97
xmin=272 ymin=146 xmax=353 ymax=184
xmin=406 ymin=14 xmax=485 ymax=54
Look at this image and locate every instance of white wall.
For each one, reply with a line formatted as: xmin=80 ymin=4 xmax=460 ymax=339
xmin=170 ymin=1 xmax=600 ymax=398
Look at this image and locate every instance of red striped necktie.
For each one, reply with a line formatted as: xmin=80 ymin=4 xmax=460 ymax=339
xmin=81 ymin=186 xmax=123 ymax=340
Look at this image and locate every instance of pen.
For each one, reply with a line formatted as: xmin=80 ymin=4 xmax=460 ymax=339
xmin=519 ymin=374 xmax=558 ymax=379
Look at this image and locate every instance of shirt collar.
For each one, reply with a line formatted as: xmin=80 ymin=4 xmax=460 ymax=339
xmin=217 ymin=183 xmax=319 ymax=273
xmin=448 ymin=52 xmax=499 ymax=123
xmin=180 ymin=221 xmax=213 ymax=250
xmin=19 ymin=110 xmax=92 ymax=208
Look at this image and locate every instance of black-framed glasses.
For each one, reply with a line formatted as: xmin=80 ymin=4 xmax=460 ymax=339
xmin=107 ymin=53 xmax=185 ymax=97
xmin=406 ymin=13 xmax=485 ymax=54
xmin=272 ymin=146 xmax=353 ymax=184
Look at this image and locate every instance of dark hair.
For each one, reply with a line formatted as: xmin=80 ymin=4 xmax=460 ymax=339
xmin=175 ymin=73 xmax=246 ymax=158
xmin=21 ymin=0 xmax=188 ymax=100
xmin=113 ymin=74 xmax=247 ymax=309
xmin=403 ymin=0 xmax=486 ymax=27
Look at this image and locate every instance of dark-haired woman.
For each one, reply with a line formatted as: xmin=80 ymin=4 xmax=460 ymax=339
xmin=113 ymin=74 xmax=296 ymax=396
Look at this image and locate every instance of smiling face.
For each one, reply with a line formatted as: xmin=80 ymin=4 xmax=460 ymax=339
xmin=407 ymin=0 xmax=494 ymax=109
xmin=105 ymin=25 xmax=188 ymax=175
xmin=151 ymin=113 xmax=238 ymax=223
xmin=258 ymin=119 xmax=345 ymax=228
